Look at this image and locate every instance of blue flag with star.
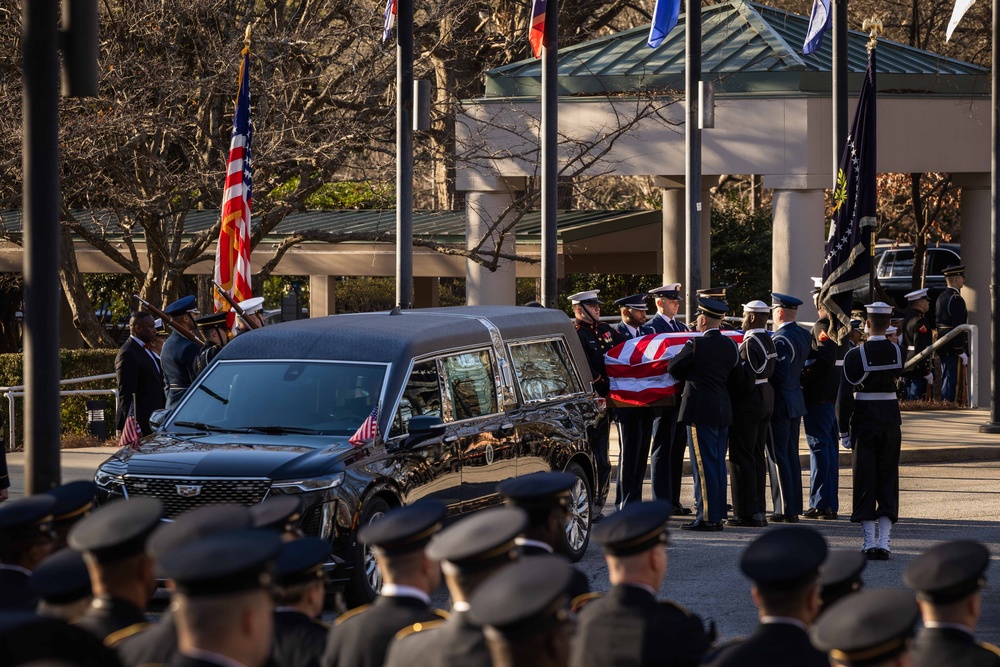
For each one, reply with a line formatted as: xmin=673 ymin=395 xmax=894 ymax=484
xmin=819 ymin=48 xmax=877 ymax=343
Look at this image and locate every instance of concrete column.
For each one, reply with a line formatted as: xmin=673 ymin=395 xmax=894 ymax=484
xmin=464 ymin=188 xmax=518 ymax=306
xmin=413 ymin=277 xmax=440 ymax=309
xmin=701 ymin=187 xmax=712 ymax=288
xmin=661 ymin=187 xmax=685 ymax=285
xmin=768 ymin=185 xmax=825 ymax=322
xmin=309 ymin=275 xmax=336 ymax=317
xmin=957 ymin=178 xmax=990 ymax=405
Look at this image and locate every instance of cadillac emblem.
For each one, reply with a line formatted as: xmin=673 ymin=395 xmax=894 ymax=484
xmin=176 ymin=484 xmax=202 ymax=498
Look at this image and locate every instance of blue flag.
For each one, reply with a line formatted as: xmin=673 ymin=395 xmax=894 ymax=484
xmin=802 ymin=0 xmax=831 ymax=55
xmin=647 ymin=0 xmax=680 ymax=49
xmin=819 ymin=49 xmax=877 ymax=342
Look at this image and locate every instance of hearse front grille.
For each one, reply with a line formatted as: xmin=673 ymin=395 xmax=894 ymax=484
xmin=123 ymin=476 xmax=272 ymax=518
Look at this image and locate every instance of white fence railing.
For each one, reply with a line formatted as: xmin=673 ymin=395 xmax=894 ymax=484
xmin=1 ymin=373 xmax=117 ymax=451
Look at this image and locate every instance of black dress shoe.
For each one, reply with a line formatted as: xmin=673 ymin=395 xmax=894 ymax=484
xmin=803 ymin=507 xmax=823 ymax=519
xmin=769 ymin=513 xmax=786 ymax=523
xmin=681 ymin=521 xmax=722 ymax=532
xmin=671 ymin=505 xmax=693 ymax=516
xmin=864 ymin=548 xmax=878 ymax=560
xmin=727 ymin=517 xmax=767 ymax=528
xmin=784 ymin=514 xmax=800 ymax=523
xmin=820 ymin=510 xmax=839 ymax=520
xmin=876 ymin=548 xmax=891 ymax=561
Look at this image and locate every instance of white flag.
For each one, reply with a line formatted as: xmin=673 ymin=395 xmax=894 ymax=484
xmin=945 ymin=0 xmax=975 ymax=42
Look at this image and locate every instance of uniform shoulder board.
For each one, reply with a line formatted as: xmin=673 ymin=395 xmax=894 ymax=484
xmin=978 ymin=641 xmax=1000 ymax=657
xmin=659 ymin=599 xmax=693 ymax=617
xmin=311 ymin=618 xmax=332 ymax=631
xmin=104 ymin=622 xmax=149 ymax=648
xmin=334 ymin=604 xmax=371 ymax=626
xmin=394 ymin=618 xmax=447 ymax=641
xmin=432 ymin=608 xmax=450 ymax=621
xmin=570 ymin=591 xmax=604 ymax=613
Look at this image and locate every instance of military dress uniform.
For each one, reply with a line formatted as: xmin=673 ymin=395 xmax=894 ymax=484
xmin=160 ymin=296 xmax=202 ymax=409
xmin=902 ymin=289 xmax=934 ymax=401
xmin=0 ymin=495 xmax=57 ymax=610
xmin=936 ymin=266 xmax=969 ymax=403
xmin=811 ymin=590 xmax=920 ymax=666
xmin=270 ymin=538 xmax=331 ymax=667
xmin=272 ymin=606 xmax=329 ymax=667
xmin=801 ymin=317 xmax=840 ymax=519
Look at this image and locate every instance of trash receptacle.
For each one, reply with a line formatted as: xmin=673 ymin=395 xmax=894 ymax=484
xmin=86 ymin=400 xmax=108 ymax=440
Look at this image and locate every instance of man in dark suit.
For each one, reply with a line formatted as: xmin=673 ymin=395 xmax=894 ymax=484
xmin=936 ymin=265 xmax=969 ymax=403
xmin=270 ymin=538 xmax=330 ymax=667
xmin=767 ymin=293 xmax=812 ymax=523
xmin=116 ymin=311 xmax=165 ymax=436
xmin=160 ymin=296 xmax=202 ymax=410
xmin=667 ymin=297 xmax=740 ymax=531
xmin=612 ymin=294 xmax=655 ymax=508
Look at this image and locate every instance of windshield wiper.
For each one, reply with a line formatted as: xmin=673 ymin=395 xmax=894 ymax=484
xmin=173 ymin=421 xmax=247 ymax=434
xmin=241 ymin=425 xmax=327 ymax=435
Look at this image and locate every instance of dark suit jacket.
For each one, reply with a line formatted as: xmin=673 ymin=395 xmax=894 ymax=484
xmin=667 ymin=330 xmax=740 ymax=428
xmin=702 ymin=621 xmax=828 ymax=667
xmin=272 ymin=610 xmax=329 ymax=667
xmin=770 ymin=322 xmax=812 ymax=420
xmin=614 ymin=322 xmax=654 ymax=339
xmin=383 ymin=610 xmax=489 ymax=667
xmin=912 ymin=627 xmax=1000 ymax=667
xmin=321 ymin=595 xmax=447 ymax=667
xmin=116 ymin=337 xmax=165 ymax=434
xmin=649 ymin=314 xmax=688 ymax=334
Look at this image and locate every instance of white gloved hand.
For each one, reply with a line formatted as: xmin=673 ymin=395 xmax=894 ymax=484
xmin=924 ymin=372 xmax=933 ymax=385
xmin=840 ymin=433 xmax=852 ymax=450
xmin=960 ymin=352 xmax=969 ymax=366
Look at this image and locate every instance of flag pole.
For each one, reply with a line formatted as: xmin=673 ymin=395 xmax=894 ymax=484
xmin=980 ymin=0 xmax=1000 ymax=430
xmin=540 ymin=0 xmax=558 ymax=308
xmin=396 ymin=0 xmax=414 ymax=309
xmin=862 ymin=17 xmax=881 ymax=305
xmin=684 ymin=0 xmax=702 ymax=317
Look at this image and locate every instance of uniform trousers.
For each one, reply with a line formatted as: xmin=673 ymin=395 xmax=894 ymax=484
xmin=688 ymin=424 xmax=728 ymax=524
xmin=614 ymin=407 xmax=653 ymax=509
xmin=804 ymin=402 xmax=839 ymax=513
xmin=851 ymin=426 xmax=901 ymax=523
xmin=728 ymin=405 xmax=770 ymax=519
xmin=592 ymin=416 xmax=612 ymax=507
xmin=904 ymin=376 xmax=927 ymax=401
xmin=940 ymin=355 xmax=960 ymax=402
xmin=767 ymin=409 xmax=803 ymax=517
xmin=650 ymin=406 xmax=687 ymax=506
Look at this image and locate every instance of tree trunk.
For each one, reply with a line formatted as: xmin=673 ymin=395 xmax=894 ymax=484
xmin=58 ymin=225 xmax=116 ymax=348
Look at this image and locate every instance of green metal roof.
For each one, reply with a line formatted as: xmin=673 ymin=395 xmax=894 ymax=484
xmin=485 ymin=1 xmax=988 ymax=97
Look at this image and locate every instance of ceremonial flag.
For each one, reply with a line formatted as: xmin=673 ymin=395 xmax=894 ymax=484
xmin=819 ymin=48 xmax=878 ymax=343
xmin=605 ymin=332 xmax=745 ymax=406
xmin=802 ymin=0 xmax=831 ymax=54
xmin=120 ymin=399 xmax=142 ymax=451
xmin=349 ymin=405 xmax=380 ymax=446
xmin=383 ymin=0 xmax=397 ymax=43
xmin=529 ymin=0 xmax=546 ymax=58
xmin=647 ymin=0 xmax=680 ymax=49
xmin=945 ymin=0 xmax=975 ymax=41
xmin=213 ymin=44 xmax=254 ymax=331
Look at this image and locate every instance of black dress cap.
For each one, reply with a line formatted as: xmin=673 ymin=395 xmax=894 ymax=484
xmin=195 ymin=311 xmax=228 ymax=330
xmin=249 ymin=496 xmax=303 ymax=533
xmin=819 ymin=550 xmax=866 ymax=609
xmin=903 ymin=540 xmax=990 ymax=604
xmin=0 ymin=495 xmax=56 ymax=539
xmin=498 ymin=471 xmax=576 ymax=511
xmin=30 ymin=548 xmax=92 ymax=604
xmin=695 ymin=297 xmax=727 ymax=319
xmin=147 ymin=504 xmax=252 ymax=561
xmin=613 ymin=294 xmax=650 ymax=310
xmin=468 ymin=555 xmax=573 ymax=638
xmin=426 ymin=507 xmax=528 ymax=572
xmin=157 ymin=528 xmax=282 ymax=597
xmin=696 ymin=287 xmax=728 ymax=298
xmin=942 ymin=264 xmax=966 ymax=277
xmin=358 ymin=500 xmax=447 ymax=556
xmin=740 ymin=526 xmax=827 ymax=590
xmin=46 ymin=480 xmax=97 ymax=523
xmin=771 ymin=293 xmax=804 ymax=309
xmin=163 ymin=295 xmax=199 ymax=317
xmin=811 ymin=589 xmax=919 ymax=666
xmin=68 ymin=497 xmax=163 ymax=563
xmin=273 ymin=537 xmax=330 ymax=587
xmin=592 ymin=500 xmax=671 ymax=557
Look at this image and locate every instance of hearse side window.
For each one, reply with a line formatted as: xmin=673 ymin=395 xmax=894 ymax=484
xmin=440 ymin=351 xmax=498 ymax=421
xmin=508 ymin=339 xmax=582 ymax=401
xmin=390 ymin=360 xmax=443 ymax=437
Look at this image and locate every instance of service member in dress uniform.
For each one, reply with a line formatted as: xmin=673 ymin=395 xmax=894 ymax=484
xmin=817 ymin=550 xmax=865 ymax=616
xmin=697 ymin=287 xmax=735 ymax=329
xmin=158 ymin=528 xmax=283 ymax=667
xmin=160 ymin=295 xmax=202 ymax=409
xmin=801 ymin=296 xmax=841 ymax=521
xmin=270 ymin=537 xmax=331 ymax=667
xmin=936 ymin=265 xmax=969 ymax=403
xmin=645 ymin=284 xmax=692 ymax=516
xmin=904 ymin=540 xmax=1000 ymax=667
xmin=321 ymin=501 xmax=448 ymax=667
xmin=384 ymin=507 xmax=528 ymax=667
xmin=838 ymin=302 xmax=903 ymax=560
xmin=570 ymin=500 xmax=712 ymax=667
xmin=0 ymin=611 xmax=126 ymax=667
xmin=727 ymin=300 xmax=776 ymax=527
xmin=667 ymin=297 xmax=740 ymax=531
xmin=468 ymin=556 xmax=574 ymax=667
xmin=193 ymin=312 xmax=229 ymax=376
xmin=235 ymin=296 xmax=267 ymax=334
xmin=32 ymin=547 xmax=93 ymax=621
xmin=0 ymin=495 xmax=57 ymax=610
xmin=47 ymin=480 xmax=97 ymax=548
xmin=703 ymin=526 xmax=829 ymax=667
xmin=68 ymin=497 xmax=163 ymax=646
xmin=250 ymin=495 xmax=305 ymax=540
xmin=902 ymin=288 xmax=934 ymax=401
xmin=767 ymin=293 xmax=812 ymax=523
xmin=570 ymin=290 xmax=625 ymax=510
xmin=811 ymin=589 xmax=919 ymax=667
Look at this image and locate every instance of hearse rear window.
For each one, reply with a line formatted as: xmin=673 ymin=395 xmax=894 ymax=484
xmin=508 ymin=339 xmax=582 ymax=401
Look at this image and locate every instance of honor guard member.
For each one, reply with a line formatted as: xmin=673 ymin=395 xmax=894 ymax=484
xmin=570 ymin=500 xmax=712 ymax=667
xmin=384 ymin=507 xmax=528 ymax=667
xmin=47 ymin=480 xmax=97 ymax=549
xmin=646 ymin=284 xmax=693 ymax=516
xmin=817 ymin=551 xmax=865 ymax=615
xmin=270 ymin=537 xmax=331 ymax=667
xmin=937 ymin=265 xmax=969 ymax=402
xmin=469 ymin=556 xmax=574 ymax=667
xmin=767 ymin=293 xmax=811 ymax=523
xmin=902 ymin=289 xmax=934 ymax=401
xmin=157 ymin=529 xmax=283 ymax=667
xmin=904 ymin=540 xmax=1000 ymax=667
xmin=838 ymin=302 xmax=903 ymax=560
xmin=697 ymin=287 xmax=734 ymax=329
xmin=801 ymin=297 xmax=841 ymax=521
xmin=161 ymin=295 xmax=202 ymax=409
xmin=704 ymin=527 xmax=829 ymax=667
xmin=0 ymin=495 xmax=57 ymax=610
xmin=727 ymin=300 xmax=776 ymax=527
xmin=32 ymin=547 xmax=93 ymax=621
xmin=667 ymin=297 xmax=740 ymax=531
xmin=193 ymin=312 xmax=229 ymax=376
xmin=0 ymin=611 xmax=126 ymax=667
xmin=235 ymin=296 xmax=266 ymax=334
xmin=251 ymin=496 xmax=306 ymax=540
xmin=321 ymin=501 xmax=448 ymax=667
xmin=68 ymin=497 xmax=163 ymax=646
xmin=811 ymin=589 xmax=919 ymax=667
xmin=570 ymin=290 xmax=625 ymax=511
xmin=498 ymin=472 xmax=590 ymax=600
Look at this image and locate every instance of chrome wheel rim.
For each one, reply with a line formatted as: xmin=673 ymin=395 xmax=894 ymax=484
xmin=566 ymin=476 xmax=591 ymax=552
xmin=364 ymin=510 xmax=385 ymax=593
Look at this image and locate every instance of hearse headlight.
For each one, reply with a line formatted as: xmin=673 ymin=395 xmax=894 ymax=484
xmin=271 ymin=472 xmax=345 ymax=494
xmin=94 ymin=466 xmax=125 ymax=490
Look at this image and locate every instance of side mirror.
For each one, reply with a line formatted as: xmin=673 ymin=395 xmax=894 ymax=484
xmin=148 ymin=409 xmax=170 ymax=430
xmin=403 ymin=415 xmax=445 ymax=446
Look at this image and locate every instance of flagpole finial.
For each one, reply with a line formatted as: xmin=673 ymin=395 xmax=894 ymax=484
xmin=244 ymin=24 xmax=252 ymax=50
xmin=862 ymin=17 xmax=883 ymax=51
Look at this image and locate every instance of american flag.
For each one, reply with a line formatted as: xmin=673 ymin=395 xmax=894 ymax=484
xmin=120 ymin=400 xmax=142 ymax=451
xmin=349 ymin=405 xmax=380 ymax=447
xmin=605 ymin=332 xmax=745 ymax=406
xmin=213 ymin=45 xmax=254 ymax=331
xmin=529 ymin=0 xmax=546 ymax=58
xmin=382 ymin=0 xmax=397 ymax=43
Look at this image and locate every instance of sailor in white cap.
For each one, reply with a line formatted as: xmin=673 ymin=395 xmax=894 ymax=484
xmin=235 ymin=296 xmax=266 ymax=334
xmin=901 ymin=288 xmax=933 ymax=401
xmin=837 ymin=302 xmax=903 ymax=560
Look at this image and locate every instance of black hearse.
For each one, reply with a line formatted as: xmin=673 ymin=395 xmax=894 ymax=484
xmin=94 ymin=306 xmax=605 ymax=604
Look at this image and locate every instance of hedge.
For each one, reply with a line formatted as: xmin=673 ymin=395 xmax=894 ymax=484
xmin=0 ymin=349 xmax=118 ymax=449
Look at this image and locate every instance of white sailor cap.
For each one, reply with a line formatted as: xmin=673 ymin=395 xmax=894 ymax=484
xmin=237 ymin=296 xmax=265 ymax=315
xmin=865 ymin=302 xmax=893 ymax=315
xmin=742 ymin=300 xmax=771 ymax=314
xmin=153 ymin=318 xmax=163 ymax=329
xmin=904 ymin=288 xmax=929 ymax=302
xmin=648 ymin=283 xmax=682 ymax=300
xmin=568 ymin=290 xmax=602 ymax=305
xmin=886 ymin=325 xmax=898 ymax=335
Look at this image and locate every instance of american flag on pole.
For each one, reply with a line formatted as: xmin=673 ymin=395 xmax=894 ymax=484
xmin=119 ymin=399 xmax=142 ymax=451
xmin=605 ymin=332 xmax=745 ymax=406
xmin=383 ymin=0 xmax=397 ymax=42
xmin=529 ymin=0 xmax=546 ymax=58
xmin=213 ymin=42 xmax=254 ymax=331
xmin=349 ymin=405 xmax=380 ymax=447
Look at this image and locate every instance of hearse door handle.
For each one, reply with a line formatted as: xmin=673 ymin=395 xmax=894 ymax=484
xmin=444 ymin=435 xmax=458 ymax=443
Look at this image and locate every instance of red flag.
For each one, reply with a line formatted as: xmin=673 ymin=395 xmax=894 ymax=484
xmin=349 ymin=405 xmax=380 ymax=447
xmin=119 ymin=400 xmax=142 ymax=451
xmin=529 ymin=0 xmax=546 ymax=58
